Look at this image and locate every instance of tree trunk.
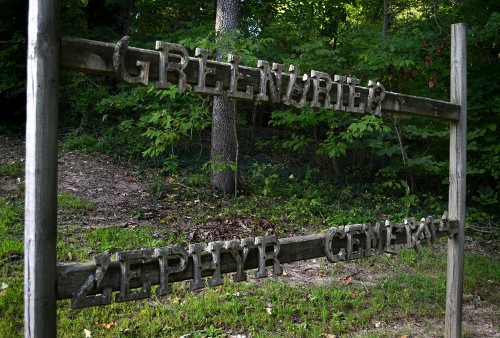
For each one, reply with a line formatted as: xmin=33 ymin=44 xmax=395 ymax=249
xmin=211 ymin=0 xmax=241 ymax=195
xmin=86 ymin=0 xmax=135 ymax=37
xmin=382 ymin=0 xmax=389 ymax=38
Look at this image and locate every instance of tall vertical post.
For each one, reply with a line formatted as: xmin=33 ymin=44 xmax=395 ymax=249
xmin=446 ymin=23 xmax=467 ymax=338
xmin=25 ymin=1 xmax=60 ymax=337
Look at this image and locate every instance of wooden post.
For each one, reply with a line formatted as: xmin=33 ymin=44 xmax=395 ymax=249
xmin=25 ymin=0 xmax=60 ymax=337
xmin=445 ymin=23 xmax=467 ymax=338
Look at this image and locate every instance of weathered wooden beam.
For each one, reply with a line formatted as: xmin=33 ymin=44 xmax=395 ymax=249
xmin=60 ymin=38 xmax=460 ymax=121
xmin=445 ymin=23 xmax=467 ymax=338
xmin=26 ymin=0 xmax=60 ymax=337
xmin=57 ymin=218 xmax=458 ymax=308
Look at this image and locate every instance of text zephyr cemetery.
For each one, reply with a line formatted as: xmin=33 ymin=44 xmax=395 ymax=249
xmin=112 ymin=36 xmax=386 ymax=115
xmin=63 ymin=216 xmax=458 ymax=309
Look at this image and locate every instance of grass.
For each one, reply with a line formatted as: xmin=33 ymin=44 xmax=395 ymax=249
xmin=53 ymin=275 xmax=427 ymax=337
xmin=0 ymin=196 xmax=24 ymax=337
xmin=59 ymin=225 xmax=166 ymax=261
xmin=58 ymin=191 xmax=95 ymax=214
xmin=51 ymin=248 xmax=497 ymax=337
xmin=1 ymin=189 xmax=499 ymax=338
xmin=0 ymin=162 xmax=23 ymax=178
xmin=1 ymin=135 xmax=498 ymax=337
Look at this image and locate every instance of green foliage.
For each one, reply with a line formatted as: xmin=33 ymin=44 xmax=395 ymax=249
xmin=135 ymin=86 xmax=210 ymax=174
xmin=202 ymin=155 xmax=238 ymax=176
xmin=60 ymin=74 xmax=113 ymax=131
xmin=58 ymin=191 xmax=94 ymax=214
xmin=61 ymin=134 xmax=101 ymax=153
xmin=270 ymin=107 xmax=404 ymax=185
xmin=130 ymin=0 xmax=215 ymax=44
xmin=0 ymin=162 xmax=23 ymax=178
xmin=84 ymin=225 xmax=165 ymax=254
xmin=0 ymin=32 xmax=25 ymax=97
xmin=176 ymin=26 xmax=281 ymax=71
xmin=0 ymin=198 xmax=23 ymax=258
xmin=139 ymin=87 xmax=209 ymax=155
xmin=60 ymin=0 xmax=88 ymax=37
xmin=3 ymin=0 xmax=499 ymax=213
xmin=462 ymin=8 xmax=500 ymax=210
xmin=250 ymin=0 xmax=350 ymax=61
xmin=289 ymin=37 xmax=346 ymax=73
xmin=57 ymin=0 xmax=500 ymax=214
xmin=61 ymin=79 xmax=211 ymax=173
xmin=0 ymin=0 xmax=27 ymax=121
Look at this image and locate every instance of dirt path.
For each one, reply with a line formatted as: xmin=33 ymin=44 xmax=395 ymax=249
xmin=57 ymin=150 xmax=168 ymax=227
xmin=1 ymin=135 xmax=498 ymax=337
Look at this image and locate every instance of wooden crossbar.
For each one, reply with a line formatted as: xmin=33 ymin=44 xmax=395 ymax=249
xmin=57 ymin=217 xmax=459 ymax=309
xmin=61 ymin=38 xmax=460 ymax=121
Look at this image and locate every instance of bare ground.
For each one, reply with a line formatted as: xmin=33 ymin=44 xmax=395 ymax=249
xmin=1 ymin=135 xmax=498 ymax=337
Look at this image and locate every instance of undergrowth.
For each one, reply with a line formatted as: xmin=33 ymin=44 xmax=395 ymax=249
xmin=1 ymin=188 xmax=499 ymax=337
xmin=0 ymin=130 xmax=498 ymax=337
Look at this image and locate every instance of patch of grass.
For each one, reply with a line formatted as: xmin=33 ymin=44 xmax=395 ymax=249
xmin=0 ymin=198 xmax=23 ymax=258
xmin=0 ymin=263 xmax=23 ymax=338
xmin=2 ymin=222 xmax=500 ymax=338
xmin=56 ymin=279 xmax=369 ymax=337
xmin=60 ymin=134 xmax=101 ymax=153
xmin=84 ymin=225 xmax=165 ymax=254
xmin=57 ymin=224 xmax=169 ymax=263
xmin=58 ymin=191 xmax=94 ymax=214
xmin=463 ymin=253 xmax=500 ymax=304
xmin=57 ymin=226 xmax=88 ymax=262
xmin=0 ymin=162 xmax=23 ymax=178
xmin=0 ymin=198 xmax=24 ymax=337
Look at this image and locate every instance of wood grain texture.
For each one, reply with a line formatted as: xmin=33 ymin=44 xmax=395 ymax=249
xmin=25 ymin=0 xmax=60 ymax=337
xmin=60 ymin=38 xmax=460 ymax=121
xmin=445 ymin=23 xmax=467 ymax=338
xmin=57 ymin=219 xmax=458 ymax=302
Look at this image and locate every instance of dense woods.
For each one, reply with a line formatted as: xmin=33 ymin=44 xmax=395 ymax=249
xmin=0 ymin=0 xmax=498 ymax=213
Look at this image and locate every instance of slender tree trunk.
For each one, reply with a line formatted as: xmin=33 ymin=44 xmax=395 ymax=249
xmin=121 ymin=0 xmax=135 ymax=36
xmin=86 ymin=0 xmax=135 ymax=37
xmin=211 ymin=0 xmax=241 ymax=195
xmin=382 ymin=0 xmax=389 ymax=38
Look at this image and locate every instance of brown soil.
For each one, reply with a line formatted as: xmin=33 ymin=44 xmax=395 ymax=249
xmin=1 ymin=135 xmax=498 ymax=337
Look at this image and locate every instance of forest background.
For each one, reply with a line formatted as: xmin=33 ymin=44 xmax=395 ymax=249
xmin=2 ymin=0 xmax=499 ymax=220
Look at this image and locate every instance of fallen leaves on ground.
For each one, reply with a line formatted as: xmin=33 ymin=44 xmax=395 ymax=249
xmin=96 ymin=321 xmax=117 ymax=329
xmin=265 ymin=303 xmax=274 ymax=315
xmin=340 ymin=275 xmax=353 ymax=284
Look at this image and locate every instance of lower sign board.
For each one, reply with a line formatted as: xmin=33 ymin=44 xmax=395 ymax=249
xmin=56 ymin=214 xmax=458 ymax=309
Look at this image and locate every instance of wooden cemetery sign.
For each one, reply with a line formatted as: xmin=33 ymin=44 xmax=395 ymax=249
xmin=61 ymin=36 xmax=460 ymax=121
xmin=25 ymin=1 xmax=467 ymax=335
xmin=61 ymin=216 xmax=458 ymax=309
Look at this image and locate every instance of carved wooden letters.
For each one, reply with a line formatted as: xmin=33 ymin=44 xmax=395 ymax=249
xmin=69 ymin=216 xmax=447 ymax=309
xmin=111 ymin=36 xmax=386 ymax=114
